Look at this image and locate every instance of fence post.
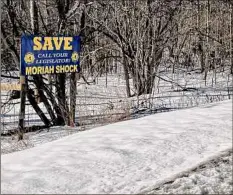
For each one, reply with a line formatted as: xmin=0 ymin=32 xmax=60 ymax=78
xmin=18 ymin=75 xmax=26 ymax=140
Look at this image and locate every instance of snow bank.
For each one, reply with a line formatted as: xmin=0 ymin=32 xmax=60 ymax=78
xmin=1 ymin=100 xmax=232 ymax=194
xmin=148 ymin=151 xmax=232 ymax=194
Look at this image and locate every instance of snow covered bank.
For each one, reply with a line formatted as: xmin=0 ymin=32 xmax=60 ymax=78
xmin=1 ymin=100 xmax=232 ymax=194
xmin=148 ymin=150 xmax=232 ymax=194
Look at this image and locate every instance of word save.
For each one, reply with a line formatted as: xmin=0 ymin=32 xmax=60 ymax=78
xmin=33 ymin=37 xmax=73 ymax=51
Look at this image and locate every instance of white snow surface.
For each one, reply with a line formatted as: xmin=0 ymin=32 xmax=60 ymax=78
xmin=148 ymin=151 xmax=232 ymax=194
xmin=1 ymin=100 xmax=232 ymax=194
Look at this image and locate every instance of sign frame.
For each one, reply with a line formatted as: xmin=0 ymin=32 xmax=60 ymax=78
xmin=20 ymin=35 xmax=81 ymax=76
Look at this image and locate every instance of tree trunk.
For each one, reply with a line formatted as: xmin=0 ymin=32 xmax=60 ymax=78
xmin=31 ymin=0 xmax=57 ymax=125
xmin=42 ymin=83 xmax=65 ymax=126
xmin=197 ymin=0 xmax=205 ymax=73
xmin=70 ymin=73 xmax=77 ymax=126
xmin=56 ymin=74 xmax=68 ymax=125
xmin=33 ymin=75 xmax=57 ymax=124
xmin=26 ymin=85 xmax=51 ymax=127
xmin=230 ymin=3 xmax=233 ymax=74
xmin=123 ymin=56 xmax=131 ymax=97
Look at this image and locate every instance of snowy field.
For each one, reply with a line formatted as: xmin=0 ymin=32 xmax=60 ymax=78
xmin=1 ymin=100 xmax=232 ymax=194
xmin=148 ymin=150 xmax=232 ymax=194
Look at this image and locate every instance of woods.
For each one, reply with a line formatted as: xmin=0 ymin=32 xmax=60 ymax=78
xmin=1 ymin=0 xmax=232 ymax=132
xmin=1 ymin=1 xmax=233 ymax=194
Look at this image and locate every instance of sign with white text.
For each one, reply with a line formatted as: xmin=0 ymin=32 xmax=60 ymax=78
xmin=21 ymin=35 xmax=81 ymax=76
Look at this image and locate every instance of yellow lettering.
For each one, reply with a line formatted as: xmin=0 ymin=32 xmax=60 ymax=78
xmin=64 ymin=37 xmax=73 ymax=50
xmin=70 ymin=65 xmax=75 ymax=72
xmin=53 ymin=37 xmax=64 ymax=50
xmin=33 ymin=37 xmax=42 ymax=50
xmin=54 ymin=65 xmax=79 ymax=73
xmin=73 ymin=65 xmax=78 ymax=72
xmin=33 ymin=37 xmax=74 ymax=50
xmin=26 ymin=66 xmax=57 ymax=75
xmin=26 ymin=67 xmax=32 ymax=75
xmin=37 ymin=67 xmax=42 ymax=74
xmin=32 ymin=67 xmax=38 ymax=75
xmin=60 ymin=65 xmax=65 ymax=72
xmin=44 ymin=66 xmax=48 ymax=74
xmin=44 ymin=66 xmax=54 ymax=74
xmin=56 ymin=66 xmax=60 ymax=73
xmin=65 ymin=65 xmax=69 ymax=72
xmin=69 ymin=65 xmax=73 ymax=72
xmin=50 ymin=66 xmax=54 ymax=73
xmin=42 ymin=37 xmax=53 ymax=50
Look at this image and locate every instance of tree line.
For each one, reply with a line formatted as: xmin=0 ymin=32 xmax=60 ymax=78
xmin=1 ymin=0 xmax=232 ymax=128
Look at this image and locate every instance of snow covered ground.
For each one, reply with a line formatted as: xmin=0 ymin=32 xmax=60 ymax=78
xmin=1 ymin=100 xmax=232 ymax=194
xmin=1 ymin=69 xmax=232 ymax=132
xmin=148 ymin=150 xmax=232 ymax=194
xmin=1 ymin=124 xmax=107 ymax=154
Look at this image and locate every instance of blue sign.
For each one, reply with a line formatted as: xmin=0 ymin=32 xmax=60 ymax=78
xmin=21 ymin=35 xmax=81 ymax=76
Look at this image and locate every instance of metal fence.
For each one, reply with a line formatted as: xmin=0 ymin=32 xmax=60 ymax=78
xmin=1 ymin=69 xmax=232 ymax=135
